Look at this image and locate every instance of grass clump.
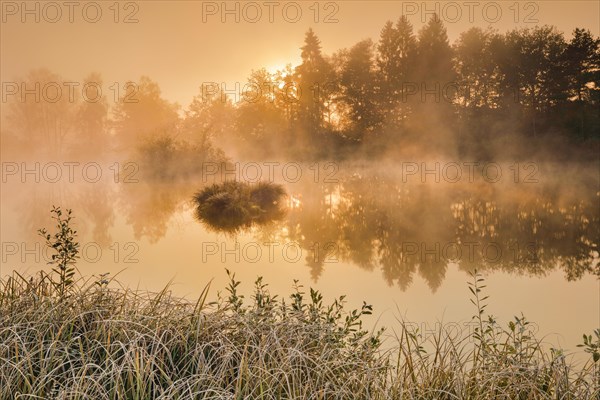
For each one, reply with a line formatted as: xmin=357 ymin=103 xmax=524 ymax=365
xmin=193 ymin=181 xmax=286 ymax=233
xmin=0 ymin=269 xmax=384 ymax=399
xmin=0 ymin=208 xmax=599 ymax=399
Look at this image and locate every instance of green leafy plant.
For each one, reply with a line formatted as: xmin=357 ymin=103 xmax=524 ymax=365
xmin=38 ymin=206 xmax=79 ymax=299
xmin=579 ymin=329 xmax=600 ymax=363
xmin=468 ymin=269 xmax=493 ymax=367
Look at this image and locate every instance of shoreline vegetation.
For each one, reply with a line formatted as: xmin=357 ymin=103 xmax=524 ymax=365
xmin=0 ymin=208 xmax=598 ymax=399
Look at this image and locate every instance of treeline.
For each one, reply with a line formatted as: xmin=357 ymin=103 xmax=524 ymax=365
xmin=222 ymin=16 xmax=600 ymax=158
xmin=1 ymin=73 xmax=226 ymax=180
xmin=2 ymin=15 xmax=599 ymax=162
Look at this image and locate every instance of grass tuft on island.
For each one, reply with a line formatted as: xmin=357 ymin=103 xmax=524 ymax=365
xmin=0 ymin=207 xmax=598 ymax=399
xmin=193 ymin=180 xmax=287 ymax=233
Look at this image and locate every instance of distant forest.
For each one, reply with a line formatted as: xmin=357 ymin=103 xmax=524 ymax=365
xmin=3 ymin=15 xmax=599 ymax=162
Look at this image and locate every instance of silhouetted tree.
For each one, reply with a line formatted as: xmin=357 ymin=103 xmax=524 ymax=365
xmin=234 ymin=68 xmax=288 ymax=155
xmin=496 ymin=27 xmax=568 ymax=137
xmin=412 ymin=15 xmax=457 ymax=147
xmin=415 ymin=15 xmax=455 ymax=89
xmin=339 ymin=39 xmax=381 ymax=140
xmin=294 ymin=29 xmax=333 ymax=142
xmin=376 ymin=16 xmax=417 ymax=127
xmin=561 ymin=28 xmax=600 ymax=139
xmin=454 ymin=27 xmax=500 ymax=110
xmin=564 ymin=28 xmax=600 ymax=102
xmin=453 ymin=28 xmax=502 ymax=152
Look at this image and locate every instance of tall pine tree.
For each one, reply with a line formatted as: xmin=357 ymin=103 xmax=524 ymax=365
xmin=416 ymin=14 xmax=454 ymax=87
xmin=340 ymin=39 xmax=380 ymax=139
xmin=294 ymin=29 xmax=333 ymax=141
xmin=376 ymin=16 xmax=416 ymax=127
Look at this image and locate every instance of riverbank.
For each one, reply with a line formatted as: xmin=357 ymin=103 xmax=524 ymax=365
xmin=1 ymin=268 xmax=598 ymax=399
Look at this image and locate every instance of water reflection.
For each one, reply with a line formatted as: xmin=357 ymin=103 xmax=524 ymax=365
xmin=283 ymin=172 xmax=599 ymax=291
xmin=3 ymin=162 xmax=598 ymax=291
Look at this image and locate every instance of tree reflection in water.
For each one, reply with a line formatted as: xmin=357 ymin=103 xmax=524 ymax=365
xmin=6 ymin=163 xmax=598 ymax=291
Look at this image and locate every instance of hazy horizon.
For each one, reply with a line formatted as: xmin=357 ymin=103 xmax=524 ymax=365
xmin=2 ymin=1 xmax=599 ymax=106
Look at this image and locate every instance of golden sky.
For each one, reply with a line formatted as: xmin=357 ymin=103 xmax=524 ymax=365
xmin=2 ymin=1 xmax=599 ymax=107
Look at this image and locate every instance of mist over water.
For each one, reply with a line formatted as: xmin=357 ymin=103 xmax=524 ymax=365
xmin=3 ymin=155 xmax=598 ymax=284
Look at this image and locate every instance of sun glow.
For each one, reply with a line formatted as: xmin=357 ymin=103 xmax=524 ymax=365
xmin=266 ymin=62 xmax=295 ymax=76
xmin=288 ymin=194 xmax=302 ymax=209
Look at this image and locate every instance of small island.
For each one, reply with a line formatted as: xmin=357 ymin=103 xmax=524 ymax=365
xmin=193 ymin=181 xmax=287 ymax=233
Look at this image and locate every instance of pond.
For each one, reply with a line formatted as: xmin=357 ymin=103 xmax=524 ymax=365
xmin=1 ymin=158 xmax=598 ymax=356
